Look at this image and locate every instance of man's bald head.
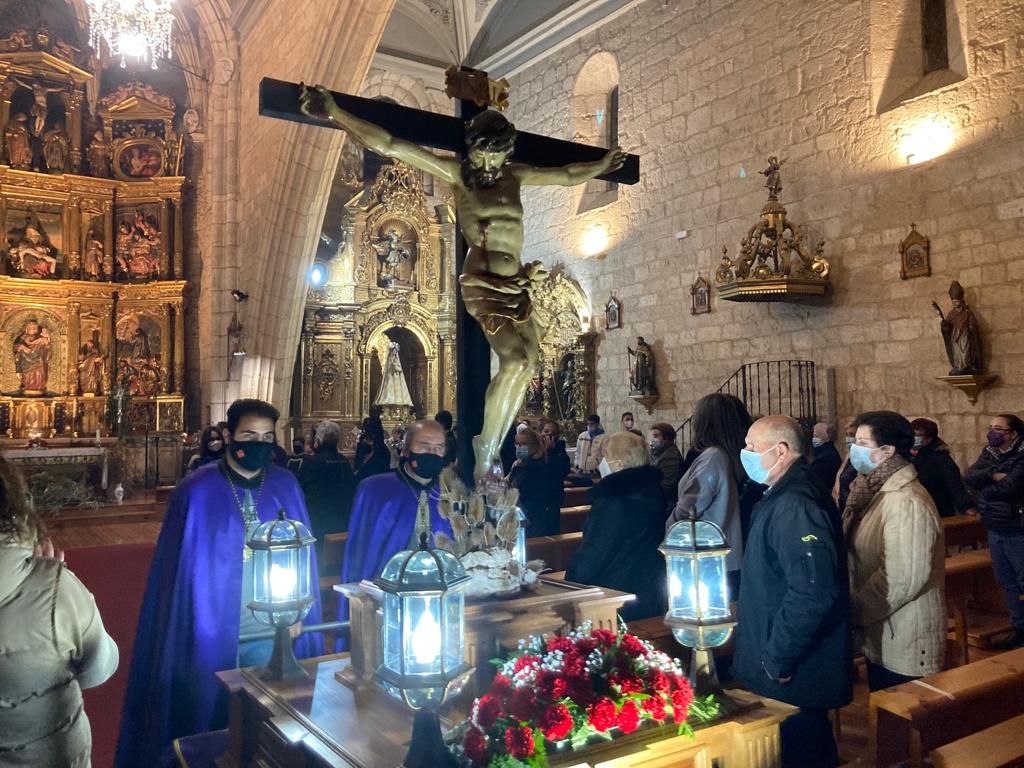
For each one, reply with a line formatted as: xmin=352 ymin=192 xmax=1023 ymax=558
xmin=745 ymin=415 xmax=807 ymax=486
xmin=404 ymin=419 xmax=446 ymax=456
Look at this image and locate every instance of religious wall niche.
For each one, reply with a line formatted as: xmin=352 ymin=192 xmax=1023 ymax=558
xmin=523 ymin=269 xmax=596 ymax=432
xmin=4 ymin=203 xmax=63 ymax=278
xmin=115 ymin=206 xmax=162 ymax=281
xmin=371 ymin=217 xmax=418 ymax=289
xmin=115 ymin=311 xmax=164 ymax=397
xmin=98 ymin=81 xmax=181 ymax=180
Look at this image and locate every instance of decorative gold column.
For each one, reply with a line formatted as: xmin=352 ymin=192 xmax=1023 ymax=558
xmin=173 ymin=299 xmax=185 ymax=393
xmin=102 ymin=200 xmax=114 ymax=279
xmin=67 ymin=195 xmax=81 ymax=278
xmin=172 ymin=196 xmax=183 ymax=279
xmin=101 ymin=301 xmax=114 ymax=393
xmin=159 ymin=198 xmax=171 ymax=279
xmin=67 ymin=301 xmax=81 ymax=396
xmin=63 ymin=89 xmax=85 ymax=173
xmin=160 ymin=304 xmax=172 ymax=394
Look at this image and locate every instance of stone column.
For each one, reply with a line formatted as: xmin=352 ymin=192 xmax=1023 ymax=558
xmin=173 ymin=300 xmax=185 ymax=394
xmin=67 ymin=302 xmax=81 ymax=396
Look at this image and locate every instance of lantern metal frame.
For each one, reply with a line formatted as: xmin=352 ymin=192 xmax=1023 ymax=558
xmin=374 ymin=532 xmax=471 ymax=768
xmin=246 ymin=509 xmax=317 ymax=681
xmin=660 ymin=517 xmax=737 ymax=698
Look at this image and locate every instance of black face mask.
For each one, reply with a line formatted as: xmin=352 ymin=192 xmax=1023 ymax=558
xmin=229 ymin=440 xmax=275 ymax=471
xmin=407 ymin=452 xmax=444 ymax=481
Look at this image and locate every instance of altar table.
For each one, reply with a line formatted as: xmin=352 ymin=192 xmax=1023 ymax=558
xmin=217 ymin=656 xmax=795 ymax=768
xmin=3 ymin=446 xmax=108 ymax=489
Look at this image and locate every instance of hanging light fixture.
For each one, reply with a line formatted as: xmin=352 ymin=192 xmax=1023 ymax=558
xmin=86 ymin=0 xmax=175 ymax=68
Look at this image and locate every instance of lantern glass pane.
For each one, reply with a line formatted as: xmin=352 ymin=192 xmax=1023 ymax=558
xmin=442 ymin=591 xmax=464 ymax=671
xmin=666 ymin=552 xmax=698 ymax=617
xmin=664 ymin=519 xmax=726 ymax=549
xmin=269 ymin=549 xmax=299 ymax=602
xmin=383 ymin=592 xmax=403 ymax=673
xmin=402 ymin=595 xmax=442 ymax=674
xmin=252 ymin=548 xmax=271 ymax=604
xmin=671 ymin=625 xmax=734 ymax=649
xmin=697 ymin=555 xmax=730 ymax=620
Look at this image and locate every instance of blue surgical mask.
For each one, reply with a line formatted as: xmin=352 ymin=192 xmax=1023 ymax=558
xmin=650 ymin=439 xmax=662 ymax=451
xmin=811 ymin=437 xmax=824 ymax=448
xmin=913 ymin=435 xmax=924 ymax=449
xmin=515 ymin=446 xmax=529 ymax=460
xmin=848 ymin=443 xmax=879 ymax=475
xmin=740 ymin=445 xmax=780 ymax=485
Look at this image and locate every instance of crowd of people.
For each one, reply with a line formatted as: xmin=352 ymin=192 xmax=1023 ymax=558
xmin=2 ymin=396 xmax=1021 ymax=766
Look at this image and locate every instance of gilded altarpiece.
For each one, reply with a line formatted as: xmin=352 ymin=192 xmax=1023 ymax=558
xmin=0 ymin=40 xmax=187 ymax=439
xmin=290 ymin=163 xmax=455 ymax=446
xmin=520 ymin=270 xmax=596 ymax=433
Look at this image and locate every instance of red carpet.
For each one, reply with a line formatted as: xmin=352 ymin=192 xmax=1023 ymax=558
xmin=65 ymin=543 xmax=156 ymax=768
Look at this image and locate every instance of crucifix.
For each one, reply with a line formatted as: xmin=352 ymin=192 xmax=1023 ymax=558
xmin=259 ymin=72 xmax=639 ymax=481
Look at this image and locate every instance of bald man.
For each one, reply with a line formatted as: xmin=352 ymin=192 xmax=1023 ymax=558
xmin=733 ymin=416 xmax=851 ymax=768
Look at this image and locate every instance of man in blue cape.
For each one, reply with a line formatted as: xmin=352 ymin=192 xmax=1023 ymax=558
xmin=338 ymin=419 xmax=452 ymax=649
xmin=116 ymin=399 xmax=323 ymax=766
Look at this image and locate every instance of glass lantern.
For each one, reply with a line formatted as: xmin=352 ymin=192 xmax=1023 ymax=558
xmin=247 ymin=510 xmax=316 ymax=680
xmin=660 ymin=518 xmax=736 ymax=696
xmin=375 ymin=533 xmax=470 ymax=768
xmin=512 ymin=506 xmax=528 ymax=568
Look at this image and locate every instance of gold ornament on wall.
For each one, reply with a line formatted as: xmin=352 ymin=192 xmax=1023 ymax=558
xmin=898 ymin=224 xmax=931 ymax=280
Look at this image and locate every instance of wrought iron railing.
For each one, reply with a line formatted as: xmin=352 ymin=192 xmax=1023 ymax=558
xmin=676 ymin=360 xmax=818 ymax=454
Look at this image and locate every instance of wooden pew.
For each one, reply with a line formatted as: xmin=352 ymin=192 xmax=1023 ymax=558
xmin=562 ymin=486 xmax=591 ymax=508
xmin=930 ymin=712 xmax=1024 ymax=768
xmin=560 ymin=505 xmax=589 ymax=534
xmin=869 ymin=647 xmax=1024 ymax=767
xmin=942 ymin=515 xmax=987 ymax=551
xmin=945 ymin=549 xmax=1011 ymax=664
xmin=318 ymin=532 xmax=348 ymax=621
xmin=525 ymin=531 xmax=583 ymax=572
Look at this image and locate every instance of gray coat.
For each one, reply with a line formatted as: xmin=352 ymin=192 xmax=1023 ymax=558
xmin=668 ymin=446 xmax=743 ymax=571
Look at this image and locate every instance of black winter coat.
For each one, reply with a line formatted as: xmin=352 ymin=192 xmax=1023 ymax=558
xmin=965 ymin=438 xmax=1024 ymax=534
xmin=912 ymin=439 xmax=973 ymax=518
xmin=566 ymin=465 xmax=666 ymax=622
xmin=509 ymin=456 xmax=561 ymax=537
xmin=733 ymin=462 xmax=852 ymax=711
xmin=651 ymin=443 xmax=683 ymax=509
xmin=298 ymin=447 xmax=356 ymax=542
xmin=810 ymin=441 xmax=842 ymax=495
xmin=545 ymin=441 xmax=571 ymax=527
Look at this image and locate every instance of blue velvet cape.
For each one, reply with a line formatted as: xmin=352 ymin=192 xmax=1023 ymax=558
xmin=337 ymin=470 xmax=452 ymax=650
xmin=115 ymin=462 xmax=323 ymax=766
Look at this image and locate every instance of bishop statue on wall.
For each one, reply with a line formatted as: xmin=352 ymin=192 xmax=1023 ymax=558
xmin=300 ymin=85 xmax=625 ymax=477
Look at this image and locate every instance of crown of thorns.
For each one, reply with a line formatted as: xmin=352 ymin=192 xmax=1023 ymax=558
xmin=464 ymin=110 xmax=516 ymax=153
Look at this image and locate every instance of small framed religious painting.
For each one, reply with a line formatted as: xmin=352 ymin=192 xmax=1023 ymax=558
xmin=691 ymin=276 xmax=711 ymax=315
xmin=899 ymin=224 xmax=930 ymax=280
xmin=605 ymin=295 xmax=622 ymax=330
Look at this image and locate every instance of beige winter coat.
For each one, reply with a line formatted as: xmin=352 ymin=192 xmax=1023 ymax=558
xmin=848 ymin=464 xmax=946 ymax=678
xmin=0 ymin=545 xmax=119 ymax=767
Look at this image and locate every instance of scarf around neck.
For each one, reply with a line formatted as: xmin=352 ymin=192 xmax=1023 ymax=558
xmin=842 ymin=454 xmax=909 ymax=546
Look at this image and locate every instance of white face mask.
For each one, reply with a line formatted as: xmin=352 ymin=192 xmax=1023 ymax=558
xmin=597 ymin=457 xmax=620 ymax=478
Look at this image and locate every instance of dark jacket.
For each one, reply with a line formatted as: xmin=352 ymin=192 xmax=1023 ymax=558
xmin=734 ymin=461 xmax=852 ymax=711
xmin=651 ymin=442 xmax=683 ymax=509
xmin=443 ymin=429 xmax=457 ymax=467
xmin=566 ymin=465 xmax=666 ymax=622
xmin=546 ymin=440 xmax=571 ymax=527
xmin=509 ymin=456 xmax=560 ymax=537
xmin=298 ymin=447 xmax=356 ymax=539
xmin=810 ymin=441 xmax=842 ymax=495
xmin=353 ymin=444 xmax=391 ymax=483
xmin=912 ymin=438 xmax=973 ymax=518
xmin=965 ymin=438 xmax=1024 ymax=534
xmin=837 ymin=459 xmax=857 ymax=514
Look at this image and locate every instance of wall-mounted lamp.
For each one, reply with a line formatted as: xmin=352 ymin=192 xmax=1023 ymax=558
xmin=580 ymin=223 xmax=609 ymax=257
xmin=227 ymin=289 xmax=248 ymax=379
xmin=899 ymin=113 xmax=955 ymax=165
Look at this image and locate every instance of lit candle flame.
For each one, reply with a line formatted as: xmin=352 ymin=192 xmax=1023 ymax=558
xmin=411 ymin=608 xmax=441 ymax=666
xmin=269 ymin=563 xmax=297 ymax=600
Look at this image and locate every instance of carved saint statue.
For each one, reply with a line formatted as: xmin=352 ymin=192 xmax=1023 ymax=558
xmin=9 ymin=221 xmax=58 ymax=277
xmin=42 ymin=122 xmax=68 ymax=173
xmin=13 ymin=319 xmax=52 ymax=395
xmin=87 ymin=130 xmax=109 ymax=178
xmin=374 ymin=228 xmax=412 ymax=287
xmin=560 ymin=357 xmax=580 ymax=420
xmin=4 ymin=113 xmax=33 ymax=170
xmin=628 ymin=336 xmax=656 ymax=395
xmin=77 ymin=339 xmax=104 ymax=395
xmin=301 ymin=85 xmax=625 ymax=475
xmin=761 ymin=155 xmax=783 ymax=200
xmin=82 ymin=230 xmax=104 ymax=280
xmin=932 ymin=281 xmax=982 ymax=376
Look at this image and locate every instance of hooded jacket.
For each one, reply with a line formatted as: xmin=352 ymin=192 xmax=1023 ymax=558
xmin=965 ymin=437 xmax=1024 ymax=534
xmin=911 ymin=438 xmax=973 ymax=518
xmin=0 ymin=545 xmax=119 ymax=767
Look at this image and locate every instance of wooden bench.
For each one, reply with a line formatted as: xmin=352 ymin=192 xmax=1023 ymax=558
xmin=869 ymin=647 xmax=1024 ymax=767
xmin=930 ymin=711 xmax=1024 ymax=768
xmin=562 ymin=486 xmax=591 ymax=508
xmin=525 ymin=531 xmax=583 ymax=572
xmin=942 ymin=515 xmax=987 ymax=551
xmin=560 ymin=505 xmax=589 ymax=533
xmin=946 ymin=550 xmax=1010 ymax=664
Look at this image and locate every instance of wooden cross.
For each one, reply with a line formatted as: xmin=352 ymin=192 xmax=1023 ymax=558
xmin=259 ymin=73 xmax=640 ymax=478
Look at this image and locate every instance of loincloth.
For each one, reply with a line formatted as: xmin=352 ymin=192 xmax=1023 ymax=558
xmin=459 ymin=270 xmax=533 ymax=336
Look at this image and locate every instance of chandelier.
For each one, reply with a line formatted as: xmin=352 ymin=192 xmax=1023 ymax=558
xmin=86 ymin=0 xmax=174 ymax=68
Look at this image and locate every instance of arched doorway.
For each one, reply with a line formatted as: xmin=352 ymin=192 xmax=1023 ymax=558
xmin=367 ymin=326 xmax=428 ymax=419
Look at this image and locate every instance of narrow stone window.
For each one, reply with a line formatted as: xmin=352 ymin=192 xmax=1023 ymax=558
xmin=921 ymin=0 xmax=949 ymax=74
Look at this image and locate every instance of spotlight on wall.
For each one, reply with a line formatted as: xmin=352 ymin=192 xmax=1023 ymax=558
xmin=899 ymin=113 xmax=955 ymax=165
xmin=309 ymin=262 xmax=326 ymax=287
xmin=580 ymin=223 xmax=609 ymax=257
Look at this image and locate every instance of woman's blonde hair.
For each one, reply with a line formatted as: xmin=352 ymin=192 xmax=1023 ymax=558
xmin=516 ymin=427 xmax=546 ymax=460
xmin=0 ymin=457 xmax=42 ymax=545
xmin=603 ymin=431 xmax=649 ymax=470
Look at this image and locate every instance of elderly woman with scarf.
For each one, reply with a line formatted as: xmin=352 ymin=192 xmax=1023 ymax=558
xmin=845 ymin=410 xmax=945 ymax=691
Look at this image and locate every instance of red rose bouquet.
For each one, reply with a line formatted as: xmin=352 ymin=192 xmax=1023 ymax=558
xmin=451 ymin=623 xmax=718 ymax=767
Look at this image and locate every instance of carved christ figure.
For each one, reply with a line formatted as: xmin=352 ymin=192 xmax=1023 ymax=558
xmin=301 ymin=85 xmax=625 ymax=476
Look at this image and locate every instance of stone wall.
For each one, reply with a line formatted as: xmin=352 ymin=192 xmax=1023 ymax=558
xmin=506 ymin=0 xmax=1024 ymax=467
